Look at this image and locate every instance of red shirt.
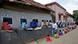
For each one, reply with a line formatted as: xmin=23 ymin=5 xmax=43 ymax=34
xmin=2 ymin=22 xmax=11 ymax=30
xmin=46 ymin=36 xmax=52 ymax=42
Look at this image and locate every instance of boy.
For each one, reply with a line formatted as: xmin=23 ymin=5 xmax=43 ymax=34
xmin=58 ymin=30 xmax=63 ymax=36
xmin=52 ymin=21 xmax=58 ymax=36
xmin=46 ymin=35 xmax=53 ymax=43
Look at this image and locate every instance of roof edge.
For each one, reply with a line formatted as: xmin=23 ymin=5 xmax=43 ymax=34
xmin=45 ymin=2 xmax=66 ymax=11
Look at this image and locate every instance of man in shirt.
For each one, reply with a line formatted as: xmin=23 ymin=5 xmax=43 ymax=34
xmin=51 ymin=21 xmax=58 ymax=36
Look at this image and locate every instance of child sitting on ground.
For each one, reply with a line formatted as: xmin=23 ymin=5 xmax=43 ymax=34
xmin=62 ymin=29 xmax=65 ymax=35
xmin=64 ymin=28 xmax=69 ymax=34
xmin=54 ymin=32 xmax=59 ymax=39
xmin=58 ymin=30 xmax=63 ymax=36
xmin=46 ymin=35 xmax=53 ymax=42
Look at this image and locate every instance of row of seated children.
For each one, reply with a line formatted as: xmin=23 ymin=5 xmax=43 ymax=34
xmin=53 ymin=28 xmax=70 ymax=39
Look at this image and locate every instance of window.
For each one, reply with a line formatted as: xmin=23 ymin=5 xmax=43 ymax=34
xmin=20 ymin=19 xmax=27 ymax=28
xmin=20 ymin=19 xmax=27 ymax=24
xmin=3 ymin=17 xmax=12 ymax=24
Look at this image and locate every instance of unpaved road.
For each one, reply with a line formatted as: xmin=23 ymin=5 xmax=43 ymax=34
xmin=27 ymin=27 xmax=78 ymax=44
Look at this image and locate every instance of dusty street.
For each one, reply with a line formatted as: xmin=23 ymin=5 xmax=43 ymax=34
xmin=27 ymin=26 xmax=78 ymax=44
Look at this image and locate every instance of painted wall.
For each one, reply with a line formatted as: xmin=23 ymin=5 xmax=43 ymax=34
xmin=0 ymin=8 xmax=52 ymax=29
xmin=67 ymin=16 xmax=74 ymax=22
xmin=46 ymin=4 xmax=66 ymax=22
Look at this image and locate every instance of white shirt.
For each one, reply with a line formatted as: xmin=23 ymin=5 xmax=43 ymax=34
xmin=21 ymin=22 xmax=26 ymax=28
xmin=52 ymin=23 xmax=58 ymax=29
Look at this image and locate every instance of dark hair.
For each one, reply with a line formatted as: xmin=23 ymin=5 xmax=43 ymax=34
xmin=54 ymin=32 xmax=57 ymax=34
xmin=49 ymin=20 xmax=51 ymax=22
xmin=33 ymin=19 xmax=35 ymax=21
xmin=59 ymin=30 xmax=61 ymax=32
xmin=53 ymin=21 xmax=55 ymax=23
xmin=35 ymin=19 xmax=38 ymax=22
xmin=47 ymin=20 xmax=48 ymax=22
xmin=42 ymin=20 xmax=44 ymax=22
xmin=47 ymin=35 xmax=50 ymax=36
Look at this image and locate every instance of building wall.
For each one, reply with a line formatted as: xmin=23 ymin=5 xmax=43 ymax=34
xmin=46 ymin=4 xmax=66 ymax=22
xmin=67 ymin=16 xmax=74 ymax=23
xmin=0 ymin=8 xmax=52 ymax=29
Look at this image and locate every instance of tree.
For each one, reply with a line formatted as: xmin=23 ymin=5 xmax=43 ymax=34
xmin=73 ymin=10 xmax=78 ymax=24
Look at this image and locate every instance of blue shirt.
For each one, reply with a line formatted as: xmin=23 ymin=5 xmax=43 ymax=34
xmin=30 ymin=21 xmax=38 ymax=28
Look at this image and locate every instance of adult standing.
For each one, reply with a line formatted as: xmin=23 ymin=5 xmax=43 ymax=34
xmin=51 ymin=21 xmax=58 ymax=36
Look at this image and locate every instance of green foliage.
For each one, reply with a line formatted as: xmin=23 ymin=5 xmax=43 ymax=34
xmin=73 ymin=10 xmax=78 ymax=24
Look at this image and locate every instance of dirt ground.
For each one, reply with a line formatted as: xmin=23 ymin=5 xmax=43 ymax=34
xmin=27 ymin=26 xmax=78 ymax=44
